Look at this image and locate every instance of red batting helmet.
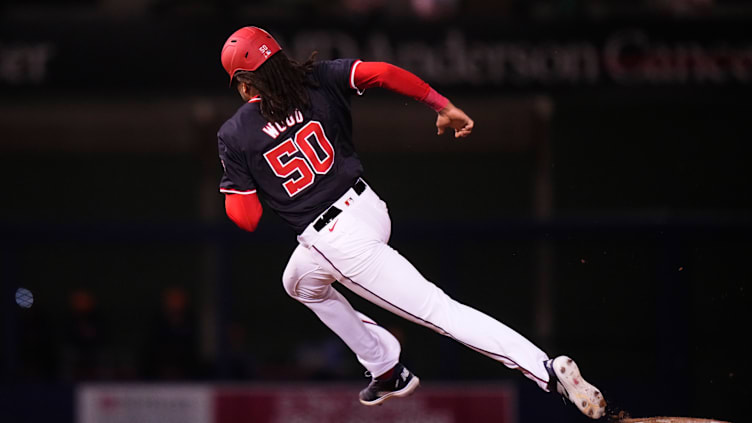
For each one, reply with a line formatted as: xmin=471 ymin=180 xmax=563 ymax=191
xmin=221 ymin=26 xmax=282 ymax=82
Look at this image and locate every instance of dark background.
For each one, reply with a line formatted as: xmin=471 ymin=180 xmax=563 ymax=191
xmin=1 ymin=1 xmax=750 ymax=422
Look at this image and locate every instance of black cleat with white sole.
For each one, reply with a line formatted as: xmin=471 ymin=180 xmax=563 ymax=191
xmin=359 ymin=363 xmax=420 ymax=406
xmin=545 ymin=355 xmax=607 ymax=419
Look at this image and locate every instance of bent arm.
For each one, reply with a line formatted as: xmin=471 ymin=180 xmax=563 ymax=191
xmin=225 ymin=193 xmax=263 ymax=232
xmin=352 ymin=61 xmax=449 ymax=111
xmin=352 ymin=61 xmax=473 ymax=138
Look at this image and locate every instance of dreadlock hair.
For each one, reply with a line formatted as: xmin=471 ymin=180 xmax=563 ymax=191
xmin=233 ymin=51 xmax=318 ymax=124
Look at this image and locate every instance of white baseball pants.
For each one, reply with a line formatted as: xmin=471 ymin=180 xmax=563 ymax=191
xmin=283 ymin=180 xmax=551 ymax=390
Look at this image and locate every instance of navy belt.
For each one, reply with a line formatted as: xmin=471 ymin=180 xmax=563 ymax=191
xmin=313 ymin=179 xmax=366 ymax=232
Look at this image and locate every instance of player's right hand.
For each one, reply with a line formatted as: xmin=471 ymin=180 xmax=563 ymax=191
xmin=436 ymin=103 xmax=474 ymax=138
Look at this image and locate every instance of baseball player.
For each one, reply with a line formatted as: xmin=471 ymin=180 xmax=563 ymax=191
xmin=217 ymin=26 xmax=607 ymax=418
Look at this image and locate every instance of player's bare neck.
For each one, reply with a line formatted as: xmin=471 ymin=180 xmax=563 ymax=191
xmin=237 ymin=82 xmax=260 ymax=102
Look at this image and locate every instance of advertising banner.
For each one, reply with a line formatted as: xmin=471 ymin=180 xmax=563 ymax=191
xmin=2 ymin=19 xmax=751 ymax=93
xmin=214 ymin=384 xmax=516 ymax=423
xmin=77 ymin=385 xmax=213 ymax=423
xmin=77 ymin=383 xmax=516 ymax=423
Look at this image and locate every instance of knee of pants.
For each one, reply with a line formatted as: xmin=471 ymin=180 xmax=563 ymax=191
xmin=281 ymin=265 xmax=302 ymax=299
xmin=282 ymin=263 xmax=331 ymax=303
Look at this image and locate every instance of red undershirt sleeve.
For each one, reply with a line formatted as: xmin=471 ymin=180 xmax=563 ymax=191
xmin=225 ymin=193 xmax=263 ymax=232
xmin=352 ymin=61 xmax=449 ymax=112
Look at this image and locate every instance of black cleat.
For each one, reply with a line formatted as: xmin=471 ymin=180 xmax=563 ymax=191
xmin=359 ymin=363 xmax=420 ymax=406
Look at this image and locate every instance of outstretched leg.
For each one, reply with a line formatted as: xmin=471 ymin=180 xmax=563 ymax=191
xmin=303 ymin=187 xmax=551 ymax=390
xmin=297 ymin=183 xmax=605 ymax=418
xmin=312 ymin=238 xmax=552 ymax=390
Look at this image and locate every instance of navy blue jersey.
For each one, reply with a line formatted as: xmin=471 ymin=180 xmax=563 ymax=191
xmin=218 ymin=59 xmax=364 ymax=233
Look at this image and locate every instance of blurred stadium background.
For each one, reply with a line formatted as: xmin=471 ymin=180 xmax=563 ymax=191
xmin=1 ymin=1 xmax=750 ymax=422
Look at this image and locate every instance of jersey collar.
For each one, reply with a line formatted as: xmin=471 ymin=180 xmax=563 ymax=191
xmin=248 ymin=95 xmax=261 ymax=103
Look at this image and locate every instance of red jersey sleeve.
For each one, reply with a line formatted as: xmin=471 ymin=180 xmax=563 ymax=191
xmin=225 ymin=193 xmax=263 ymax=232
xmin=351 ymin=61 xmax=449 ymax=111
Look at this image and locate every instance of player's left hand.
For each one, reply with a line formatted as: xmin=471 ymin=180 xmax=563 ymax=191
xmin=436 ymin=103 xmax=474 ymax=138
